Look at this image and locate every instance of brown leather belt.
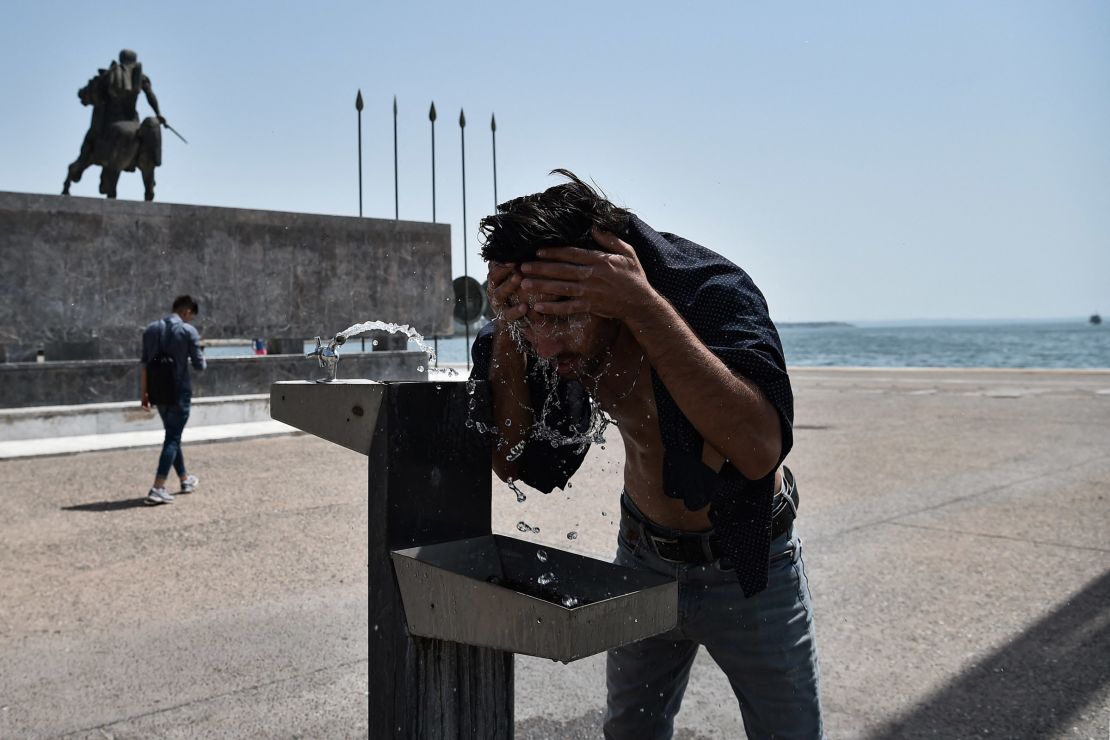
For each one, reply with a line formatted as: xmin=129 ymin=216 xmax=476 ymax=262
xmin=619 ymin=467 xmax=799 ymax=565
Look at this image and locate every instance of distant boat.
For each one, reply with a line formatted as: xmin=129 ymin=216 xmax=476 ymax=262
xmin=1091 ymin=314 xmax=1103 ymax=325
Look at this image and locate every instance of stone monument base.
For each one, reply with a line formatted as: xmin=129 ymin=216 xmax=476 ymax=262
xmin=0 ymin=191 xmax=452 ymax=362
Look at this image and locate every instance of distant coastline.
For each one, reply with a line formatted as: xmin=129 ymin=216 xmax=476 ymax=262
xmin=204 ymin=318 xmax=1108 ymax=369
xmin=779 ymin=322 xmax=853 ymax=328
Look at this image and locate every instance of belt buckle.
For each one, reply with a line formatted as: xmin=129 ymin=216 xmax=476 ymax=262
xmin=648 ymin=533 xmax=683 ymax=563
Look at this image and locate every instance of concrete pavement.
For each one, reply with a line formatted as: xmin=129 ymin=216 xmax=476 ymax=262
xmin=0 ymin=394 xmax=296 ymax=460
xmin=0 ymin=367 xmax=1108 ymax=738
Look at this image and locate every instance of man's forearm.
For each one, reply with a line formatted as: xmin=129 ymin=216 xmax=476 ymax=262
xmin=625 ymin=291 xmax=782 ymax=480
xmin=192 ymin=346 xmax=206 ymax=371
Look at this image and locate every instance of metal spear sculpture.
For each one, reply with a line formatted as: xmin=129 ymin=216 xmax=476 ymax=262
xmin=429 ymin=102 xmax=437 ymax=223
xmin=393 ymin=95 xmax=399 ymax=220
xmin=430 ymin=100 xmax=439 ymax=363
xmin=491 ymin=113 xmax=498 ymax=208
xmin=460 ymin=108 xmax=471 ymax=369
xmin=356 ymin=89 xmax=364 ymax=217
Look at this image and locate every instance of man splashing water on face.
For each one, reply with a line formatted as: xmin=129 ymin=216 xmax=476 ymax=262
xmin=471 ymin=170 xmax=825 ymax=739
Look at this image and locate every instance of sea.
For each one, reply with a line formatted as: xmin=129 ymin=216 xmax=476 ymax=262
xmin=207 ymin=319 xmax=1109 ymax=370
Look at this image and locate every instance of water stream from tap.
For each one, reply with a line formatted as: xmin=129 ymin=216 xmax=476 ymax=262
xmin=336 ymin=320 xmax=438 ymax=367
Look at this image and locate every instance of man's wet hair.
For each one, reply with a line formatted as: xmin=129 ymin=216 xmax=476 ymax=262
xmin=479 ymin=169 xmax=633 ymax=263
xmin=172 ymin=295 xmax=199 ymax=315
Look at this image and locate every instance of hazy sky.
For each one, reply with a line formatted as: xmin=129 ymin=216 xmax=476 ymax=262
xmin=2 ymin=1 xmax=1107 ymax=322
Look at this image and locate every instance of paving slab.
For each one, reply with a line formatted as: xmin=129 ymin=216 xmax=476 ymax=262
xmin=497 ymin=368 xmax=1110 ymax=738
xmin=0 ymin=367 xmax=1106 ymax=738
xmin=0 ymin=420 xmax=298 ymax=460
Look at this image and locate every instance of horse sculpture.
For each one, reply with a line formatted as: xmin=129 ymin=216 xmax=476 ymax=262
xmin=62 ymin=49 xmax=168 ymax=201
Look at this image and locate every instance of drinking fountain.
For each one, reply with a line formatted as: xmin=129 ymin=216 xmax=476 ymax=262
xmin=271 ymin=367 xmax=677 ymax=738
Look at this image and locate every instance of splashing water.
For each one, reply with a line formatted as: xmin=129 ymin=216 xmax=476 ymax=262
xmin=467 ymin=312 xmax=629 ymax=510
xmin=506 ymin=478 xmax=527 ymax=503
xmin=528 ymin=357 xmax=615 ymax=452
xmin=537 ymin=572 xmax=556 ymax=586
xmin=336 ymin=320 xmax=438 ymax=365
xmin=561 ymin=595 xmax=579 ymax=608
xmin=505 ymin=440 xmax=528 ymax=463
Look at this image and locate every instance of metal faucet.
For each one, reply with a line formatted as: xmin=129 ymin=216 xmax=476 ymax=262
xmin=306 ymin=333 xmax=346 ymax=382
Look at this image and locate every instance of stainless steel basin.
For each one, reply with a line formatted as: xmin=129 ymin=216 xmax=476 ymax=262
xmin=393 ymin=534 xmax=678 ymax=663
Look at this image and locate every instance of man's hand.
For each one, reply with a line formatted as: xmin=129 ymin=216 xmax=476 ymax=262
xmin=519 ymin=227 xmax=652 ymax=321
xmin=140 ymin=367 xmax=152 ymax=411
xmin=487 ymin=261 xmax=526 ymax=324
xmin=158 ymin=116 xmax=168 ymax=126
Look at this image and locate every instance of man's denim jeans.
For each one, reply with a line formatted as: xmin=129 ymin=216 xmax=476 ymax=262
xmin=155 ymin=395 xmax=191 ymax=480
xmin=604 ymin=522 xmax=825 ymax=740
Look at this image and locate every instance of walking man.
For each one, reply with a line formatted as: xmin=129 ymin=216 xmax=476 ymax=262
xmin=472 ymin=171 xmax=824 ymax=739
xmin=140 ymin=295 xmax=206 ymax=505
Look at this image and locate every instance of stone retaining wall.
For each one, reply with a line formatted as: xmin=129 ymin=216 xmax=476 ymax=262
xmin=0 ymin=351 xmax=425 ymax=408
xmin=0 ymin=191 xmax=452 ymax=362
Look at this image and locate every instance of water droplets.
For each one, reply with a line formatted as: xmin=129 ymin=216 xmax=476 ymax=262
xmin=537 ymin=572 xmax=556 ymax=586
xmin=505 ymin=440 xmax=527 ymax=462
xmin=561 ymin=595 xmax=579 ymax=608
xmin=566 ymin=531 xmax=578 ymax=540
xmin=517 ymin=521 xmax=539 ymax=534
xmin=536 ymin=549 xmax=548 ymax=563
xmin=337 ymin=320 xmax=438 ymax=365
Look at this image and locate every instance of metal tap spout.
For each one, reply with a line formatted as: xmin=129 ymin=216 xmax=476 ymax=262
xmin=306 ymin=333 xmax=346 ymax=382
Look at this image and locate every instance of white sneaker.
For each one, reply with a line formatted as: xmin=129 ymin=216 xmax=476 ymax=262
xmin=145 ymin=487 xmax=174 ymax=505
xmin=179 ymin=475 xmax=199 ymax=494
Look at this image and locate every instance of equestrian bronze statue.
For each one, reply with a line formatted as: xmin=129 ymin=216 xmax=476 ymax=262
xmin=62 ymin=49 xmax=182 ymax=201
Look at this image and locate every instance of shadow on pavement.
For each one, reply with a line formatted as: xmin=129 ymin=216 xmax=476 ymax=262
xmin=515 ymin=707 xmax=717 ymax=739
xmin=865 ymin=568 xmax=1110 ymax=739
xmin=62 ymin=498 xmax=153 ymax=512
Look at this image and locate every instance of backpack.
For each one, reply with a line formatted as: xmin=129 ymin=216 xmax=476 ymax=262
xmin=147 ymin=319 xmax=179 ymax=406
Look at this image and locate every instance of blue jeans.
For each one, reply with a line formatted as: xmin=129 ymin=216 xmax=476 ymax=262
xmin=604 ymin=520 xmax=825 ymax=740
xmin=155 ymin=395 xmax=191 ymax=480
